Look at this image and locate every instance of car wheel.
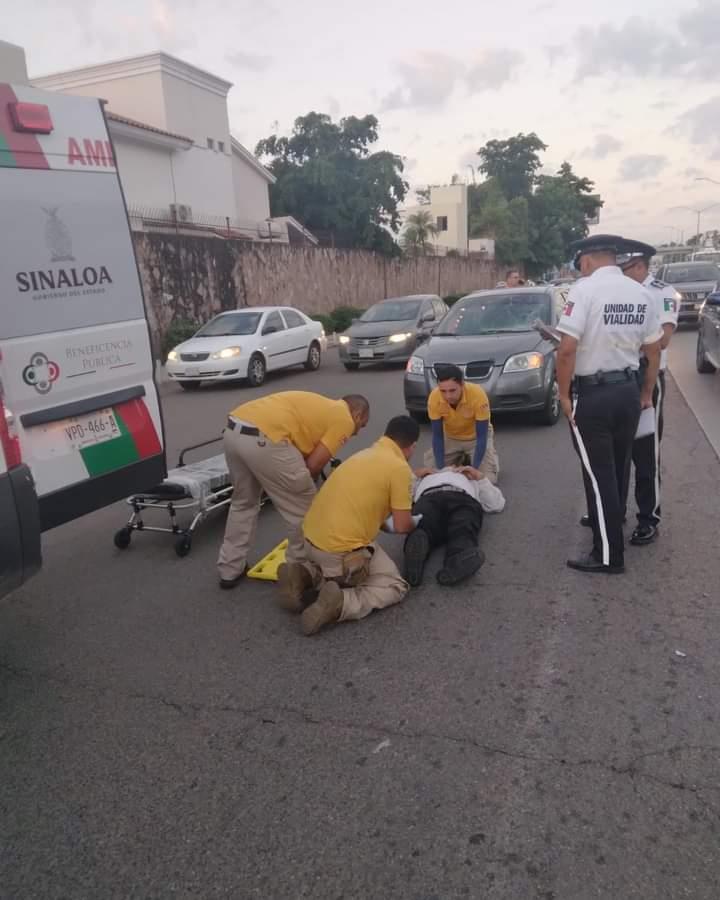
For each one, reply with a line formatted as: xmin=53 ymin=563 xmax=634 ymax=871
xmin=343 ymin=362 xmax=360 ymax=371
xmin=408 ymin=409 xmax=428 ymax=424
xmin=247 ymin=354 xmax=266 ymax=386
xmin=179 ymin=381 xmax=202 ymax=391
xmin=305 ymin=342 xmax=322 ymax=371
xmin=538 ymin=377 xmax=561 ymax=426
xmin=696 ymin=331 xmax=717 ymax=374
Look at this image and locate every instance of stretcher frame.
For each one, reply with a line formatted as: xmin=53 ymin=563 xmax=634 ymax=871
xmin=113 ymin=436 xmax=241 ymax=557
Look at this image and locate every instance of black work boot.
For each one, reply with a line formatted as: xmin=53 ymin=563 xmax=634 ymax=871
xmin=404 ymin=529 xmax=430 ymax=587
xmin=436 ymin=548 xmax=486 ymax=586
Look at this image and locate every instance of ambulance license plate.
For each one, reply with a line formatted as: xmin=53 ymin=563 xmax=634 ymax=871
xmin=33 ymin=408 xmax=121 ymax=459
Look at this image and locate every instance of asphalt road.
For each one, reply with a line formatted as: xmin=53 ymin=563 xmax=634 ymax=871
xmin=668 ymin=328 xmax=720 ymax=458
xmin=2 ymin=351 xmax=720 ymax=900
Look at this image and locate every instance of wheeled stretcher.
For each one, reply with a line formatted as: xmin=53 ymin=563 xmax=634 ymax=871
xmin=113 ymin=437 xmax=240 ymax=557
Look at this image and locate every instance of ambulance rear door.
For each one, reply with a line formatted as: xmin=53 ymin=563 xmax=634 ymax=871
xmin=0 ymin=83 xmax=166 ymax=530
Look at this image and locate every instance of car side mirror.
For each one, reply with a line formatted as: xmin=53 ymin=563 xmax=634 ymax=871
xmin=705 ymin=291 xmax=720 ymax=306
xmin=351 ymin=317 xmax=360 ymax=324
xmin=421 ymin=311 xmax=434 ymax=324
xmin=263 ymin=326 xmax=278 ymax=335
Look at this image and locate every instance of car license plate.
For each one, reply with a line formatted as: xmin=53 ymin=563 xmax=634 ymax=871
xmin=32 ymin=408 xmax=121 ymax=459
xmin=359 ymin=348 xmax=374 ymax=359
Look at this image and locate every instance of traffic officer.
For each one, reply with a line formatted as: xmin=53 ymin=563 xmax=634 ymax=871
xmin=619 ymin=247 xmax=679 ymax=544
xmin=278 ymin=416 xmax=420 ymax=636
xmin=556 ymin=234 xmax=663 ymax=574
xmin=425 ymin=364 xmax=500 ymax=483
xmin=217 ymin=391 xmax=369 ymax=588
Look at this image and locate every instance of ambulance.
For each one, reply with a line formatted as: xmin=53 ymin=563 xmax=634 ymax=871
xmin=0 ymin=43 xmax=166 ymax=596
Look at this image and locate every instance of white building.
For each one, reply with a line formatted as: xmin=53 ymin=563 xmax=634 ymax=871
xmin=404 ymin=183 xmax=494 ymax=258
xmin=31 ymin=52 xmax=316 ymax=245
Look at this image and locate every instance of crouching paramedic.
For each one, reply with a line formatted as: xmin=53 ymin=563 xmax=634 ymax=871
xmin=425 ymin=364 xmax=499 ymax=483
xmin=217 ymin=391 xmax=370 ymax=588
xmin=277 ymin=416 xmax=420 ymax=636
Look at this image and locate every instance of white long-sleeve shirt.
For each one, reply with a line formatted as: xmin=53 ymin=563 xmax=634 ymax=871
xmin=413 ymin=469 xmax=506 ymax=513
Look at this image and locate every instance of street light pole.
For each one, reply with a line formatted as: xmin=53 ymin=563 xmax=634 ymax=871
xmin=670 ymin=202 xmax=720 ymax=244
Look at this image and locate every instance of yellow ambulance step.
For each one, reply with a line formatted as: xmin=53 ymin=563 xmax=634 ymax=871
xmin=247 ymin=540 xmax=288 ymax=581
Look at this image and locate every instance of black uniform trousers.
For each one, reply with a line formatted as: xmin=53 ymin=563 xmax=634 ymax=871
xmin=630 ymin=369 xmax=665 ymax=528
xmin=412 ymin=490 xmax=484 ymax=577
xmin=571 ymin=379 xmax=641 ymax=567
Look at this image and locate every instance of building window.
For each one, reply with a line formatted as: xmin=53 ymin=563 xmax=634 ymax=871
xmin=436 ymin=216 xmax=448 ymax=232
xmin=218 ymin=141 xmax=225 ymax=153
xmin=207 ymin=138 xmax=214 ymax=150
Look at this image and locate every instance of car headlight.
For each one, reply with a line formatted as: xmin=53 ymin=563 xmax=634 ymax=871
xmin=389 ymin=332 xmax=413 ymax=344
xmin=167 ymin=350 xmax=179 ymax=361
xmin=503 ymin=352 xmax=544 ymax=373
xmin=211 ymin=346 xmax=242 ymax=360
xmin=406 ymin=355 xmax=425 ymax=375
xmin=338 ymin=335 xmax=350 ymax=345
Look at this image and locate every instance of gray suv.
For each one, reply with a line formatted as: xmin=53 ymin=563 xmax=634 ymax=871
xmin=338 ymin=294 xmax=448 ymax=370
xmin=657 ymin=262 xmax=720 ymax=324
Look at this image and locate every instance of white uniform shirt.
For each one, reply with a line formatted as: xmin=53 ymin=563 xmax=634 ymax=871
xmin=413 ymin=469 xmax=506 ymax=513
xmin=557 ymin=265 xmax=663 ymax=376
xmin=642 ymin=274 xmax=679 ymax=371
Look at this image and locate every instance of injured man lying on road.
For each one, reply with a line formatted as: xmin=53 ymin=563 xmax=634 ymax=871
xmin=403 ymin=466 xmax=505 ymax=587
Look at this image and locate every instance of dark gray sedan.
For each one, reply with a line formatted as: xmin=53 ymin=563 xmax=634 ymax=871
xmin=338 ymin=294 xmax=448 ymax=369
xmin=403 ymin=287 xmax=565 ymax=426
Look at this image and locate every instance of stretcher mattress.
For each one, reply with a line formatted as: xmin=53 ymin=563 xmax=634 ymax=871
xmin=141 ymin=454 xmax=230 ymax=503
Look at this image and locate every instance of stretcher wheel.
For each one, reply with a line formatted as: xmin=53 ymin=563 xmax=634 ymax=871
xmin=114 ymin=527 xmax=132 ymax=550
xmin=175 ymin=534 xmax=192 ymax=557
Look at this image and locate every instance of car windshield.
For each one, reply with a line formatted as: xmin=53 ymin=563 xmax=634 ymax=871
xmin=195 ymin=312 xmax=262 ymax=336
xmin=664 ymin=264 xmax=720 ymax=283
xmin=435 ymin=293 xmax=552 ymax=335
xmin=360 ymin=300 xmax=422 ymax=323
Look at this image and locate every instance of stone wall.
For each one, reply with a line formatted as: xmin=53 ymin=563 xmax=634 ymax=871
xmin=133 ymin=233 xmax=504 ymax=349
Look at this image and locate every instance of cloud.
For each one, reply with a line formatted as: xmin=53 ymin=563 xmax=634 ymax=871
xmin=581 ymin=133 xmax=623 ymax=159
xmin=466 ymin=49 xmax=523 ymax=91
xmin=225 ymin=50 xmax=273 ymax=71
xmin=572 ymin=1 xmax=720 ymax=82
xmin=380 ymin=52 xmax=464 ymax=111
xmin=683 ymin=166 xmax=704 ymax=178
xmin=380 ymin=48 xmax=523 ymax=112
xmin=618 ymin=154 xmax=668 ymax=180
xmin=673 ymin=96 xmax=720 ymax=159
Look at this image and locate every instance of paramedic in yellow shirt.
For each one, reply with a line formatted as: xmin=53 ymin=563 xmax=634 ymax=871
xmin=277 ymin=416 xmax=425 ymax=635
xmin=217 ymin=391 xmax=369 ymax=589
xmin=425 ymin=364 xmax=499 ymax=483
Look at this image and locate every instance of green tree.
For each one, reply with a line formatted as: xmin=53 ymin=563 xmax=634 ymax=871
xmin=255 ymin=112 xmax=408 ymax=254
xmin=476 ymin=132 xmax=548 ymax=199
xmin=468 ymin=179 xmax=528 ymax=265
xmin=401 ymin=210 xmax=439 ymax=257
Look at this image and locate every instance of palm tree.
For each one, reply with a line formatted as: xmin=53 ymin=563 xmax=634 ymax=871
xmin=401 ymin=210 xmax=439 ymax=257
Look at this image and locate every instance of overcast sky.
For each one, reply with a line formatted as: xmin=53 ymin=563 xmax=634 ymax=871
xmin=8 ymin=0 xmax=720 ymax=245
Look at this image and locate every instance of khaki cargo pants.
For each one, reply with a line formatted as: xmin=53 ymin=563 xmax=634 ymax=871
xmin=218 ymin=427 xmax=316 ymax=581
xmin=423 ymin=425 xmax=500 ymax=484
xmin=304 ymin=540 xmax=409 ymax=622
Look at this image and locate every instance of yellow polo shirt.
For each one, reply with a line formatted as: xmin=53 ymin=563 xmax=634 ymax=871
xmin=303 ymin=436 xmax=413 ymax=553
xmin=230 ymin=391 xmax=355 ymax=457
xmin=427 ymin=382 xmax=490 ymax=441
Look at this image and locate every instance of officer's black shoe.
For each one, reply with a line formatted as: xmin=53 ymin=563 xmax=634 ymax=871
xmin=404 ymin=529 xmax=430 ymax=587
xmin=219 ymin=565 xmax=247 ymax=589
xmin=566 ymin=554 xmax=624 ymax=575
xmin=630 ymin=524 xmax=658 ymax=545
xmin=437 ymin=548 xmax=486 ymax=586
xmin=580 ymin=515 xmax=592 ymax=527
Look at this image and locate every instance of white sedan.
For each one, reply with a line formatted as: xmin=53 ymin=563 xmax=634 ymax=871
xmin=166 ymin=306 xmax=326 ymax=390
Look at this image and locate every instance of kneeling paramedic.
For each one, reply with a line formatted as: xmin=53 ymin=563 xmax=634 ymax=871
xmin=277 ymin=416 xmax=422 ymax=635
xmin=424 ymin=364 xmax=499 ymax=483
xmin=217 ymin=391 xmax=369 ymax=588
xmin=404 ymin=467 xmax=505 ymax=587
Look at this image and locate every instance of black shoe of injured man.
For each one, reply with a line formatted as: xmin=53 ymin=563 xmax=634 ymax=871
xmin=436 ymin=548 xmax=486 ymax=586
xmin=219 ymin=565 xmax=247 ymax=589
xmin=630 ymin=524 xmax=658 ymax=546
xmin=276 ymin=563 xmax=314 ymax=613
xmin=404 ymin=529 xmax=430 ymax=587
xmin=301 ymin=582 xmax=343 ymax=636
xmin=566 ymin=553 xmax=624 ymax=575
